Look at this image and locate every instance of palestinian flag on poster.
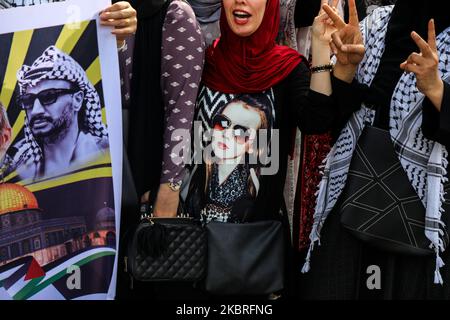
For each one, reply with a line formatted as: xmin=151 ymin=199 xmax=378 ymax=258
xmin=0 ymin=247 xmax=115 ymax=300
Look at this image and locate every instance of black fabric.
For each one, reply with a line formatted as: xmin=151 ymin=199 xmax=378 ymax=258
xmin=330 ymin=75 xmax=367 ymax=141
xmin=130 ymin=0 xmax=168 ymax=18
xmin=299 ymin=177 xmax=450 ymax=300
xmin=119 ymin=2 xmax=174 ymax=299
xmin=205 ymin=221 xmax=284 ymax=295
xmin=339 ymin=125 xmax=448 ymax=255
xmin=294 ymin=0 xmax=321 ymax=28
xmin=422 ymin=81 xmax=450 ymax=148
xmin=128 ymin=0 xmax=170 ymax=197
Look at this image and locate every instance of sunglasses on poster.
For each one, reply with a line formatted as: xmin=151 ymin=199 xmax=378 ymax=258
xmin=17 ymin=88 xmax=79 ymax=111
xmin=212 ymin=114 xmax=255 ymax=144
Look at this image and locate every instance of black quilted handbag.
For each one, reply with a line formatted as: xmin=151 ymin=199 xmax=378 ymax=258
xmin=339 ymin=125 xmax=449 ymax=256
xmin=125 ymin=203 xmax=207 ymax=282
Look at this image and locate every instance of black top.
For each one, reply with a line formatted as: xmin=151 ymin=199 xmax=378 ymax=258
xmin=128 ymin=1 xmax=171 ymax=197
xmin=422 ymin=82 xmax=450 ymax=148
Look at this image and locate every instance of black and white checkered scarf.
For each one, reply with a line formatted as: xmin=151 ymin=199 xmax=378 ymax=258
xmin=15 ymin=45 xmax=108 ymax=168
xmin=302 ymin=6 xmax=450 ymax=285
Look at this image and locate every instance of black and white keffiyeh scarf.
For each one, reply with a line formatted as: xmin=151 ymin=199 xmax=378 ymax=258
xmin=15 ymin=45 xmax=108 ymax=169
xmin=302 ymin=6 xmax=450 ymax=285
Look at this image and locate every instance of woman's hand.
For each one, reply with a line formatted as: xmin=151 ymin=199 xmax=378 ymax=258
xmin=400 ymin=19 xmax=444 ymax=111
xmin=311 ymin=0 xmax=339 ymax=45
xmin=100 ymin=1 xmax=137 ymax=46
xmin=310 ymin=0 xmax=340 ymax=97
xmin=323 ymin=0 xmax=364 ymax=82
xmin=141 ymin=184 xmax=179 ymax=218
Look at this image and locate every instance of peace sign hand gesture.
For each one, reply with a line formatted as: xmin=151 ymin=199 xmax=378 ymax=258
xmin=400 ymin=19 xmax=444 ymax=110
xmin=323 ymin=0 xmax=364 ymax=82
xmin=311 ymin=0 xmax=340 ymax=45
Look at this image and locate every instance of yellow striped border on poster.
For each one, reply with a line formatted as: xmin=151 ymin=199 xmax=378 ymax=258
xmin=3 ymin=153 xmax=112 ymax=189
xmin=22 ymin=166 xmax=113 ymax=193
xmin=0 ymin=29 xmax=34 ymax=110
xmin=54 ymin=20 xmax=90 ymax=54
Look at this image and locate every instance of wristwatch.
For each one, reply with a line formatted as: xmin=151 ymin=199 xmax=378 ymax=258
xmin=167 ymin=180 xmax=182 ymax=191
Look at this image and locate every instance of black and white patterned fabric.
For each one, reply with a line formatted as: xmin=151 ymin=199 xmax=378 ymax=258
xmin=16 ymin=45 xmax=107 ymax=167
xmin=203 ymin=164 xmax=249 ymax=223
xmin=303 ymin=6 xmax=450 ymax=285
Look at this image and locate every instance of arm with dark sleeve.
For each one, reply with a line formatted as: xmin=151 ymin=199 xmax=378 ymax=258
xmin=422 ymin=81 xmax=450 ymax=148
xmin=330 ymin=74 xmax=367 ymax=139
xmin=287 ymin=61 xmax=363 ymax=134
xmin=160 ymin=1 xmax=205 ymax=185
xmin=286 ymin=61 xmax=334 ymax=134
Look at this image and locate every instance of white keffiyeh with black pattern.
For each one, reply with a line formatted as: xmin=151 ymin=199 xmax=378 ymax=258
xmin=302 ymin=6 xmax=450 ymax=285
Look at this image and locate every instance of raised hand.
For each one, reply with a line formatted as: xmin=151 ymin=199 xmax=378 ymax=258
xmin=311 ymin=0 xmax=340 ymax=44
xmin=323 ymin=0 xmax=364 ymax=82
xmin=310 ymin=0 xmax=341 ymax=97
xmin=400 ymin=19 xmax=444 ymax=110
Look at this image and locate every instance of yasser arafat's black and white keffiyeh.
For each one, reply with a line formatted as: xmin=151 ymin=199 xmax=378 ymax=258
xmin=302 ymin=6 xmax=450 ymax=285
xmin=15 ymin=45 xmax=108 ymax=169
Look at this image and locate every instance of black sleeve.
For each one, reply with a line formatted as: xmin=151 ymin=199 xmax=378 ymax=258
xmin=286 ymin=61 xmax=335 ymax=134
xmin=421 ymin=81 xmax=450 ymax=148
xmin=330 ymin=74 xmax=368 ymax=140
xmin=294 ymin=0 xmax=321 ymax=28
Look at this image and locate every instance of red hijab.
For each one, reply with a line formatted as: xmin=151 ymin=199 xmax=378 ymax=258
xmin=202 ymin=0 xmax=303 ymax=94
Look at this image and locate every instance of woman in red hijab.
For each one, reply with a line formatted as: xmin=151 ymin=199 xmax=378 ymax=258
xmin=183 ymin=0 xmax=348 ymax=298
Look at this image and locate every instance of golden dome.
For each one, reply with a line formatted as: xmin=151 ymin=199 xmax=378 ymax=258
xmin=0 ymin=183 xmax=40 ymax=215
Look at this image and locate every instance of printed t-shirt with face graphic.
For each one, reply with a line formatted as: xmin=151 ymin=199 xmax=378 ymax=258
xmin=193 ymin=87 xmax=275 ymax=223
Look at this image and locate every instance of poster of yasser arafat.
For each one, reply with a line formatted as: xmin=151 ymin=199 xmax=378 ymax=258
xmin=0 ymin=0 xmax=122 ymax=300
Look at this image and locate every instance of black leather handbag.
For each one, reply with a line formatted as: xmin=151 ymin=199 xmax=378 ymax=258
xmin=339 ymin=125 xmax=449 ymax=255
xmin=204 ymin=220 xmax=284 ymax=295
xmin=125 ymin=203 xmax=207 ymax=282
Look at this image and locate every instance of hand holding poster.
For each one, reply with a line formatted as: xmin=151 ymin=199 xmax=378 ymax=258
xmin=0 ymin=0 xmax=122 ymax=300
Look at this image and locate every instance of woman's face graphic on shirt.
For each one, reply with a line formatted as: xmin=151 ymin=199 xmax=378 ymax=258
xmin=212 ymin=101 xmax=261 ymax=161
xmin=223 ymin=0 xmax=267 ymax=37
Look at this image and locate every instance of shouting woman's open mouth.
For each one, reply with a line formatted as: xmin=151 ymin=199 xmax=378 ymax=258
xmin=233 ymin=10 xmax=252 ymax=25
